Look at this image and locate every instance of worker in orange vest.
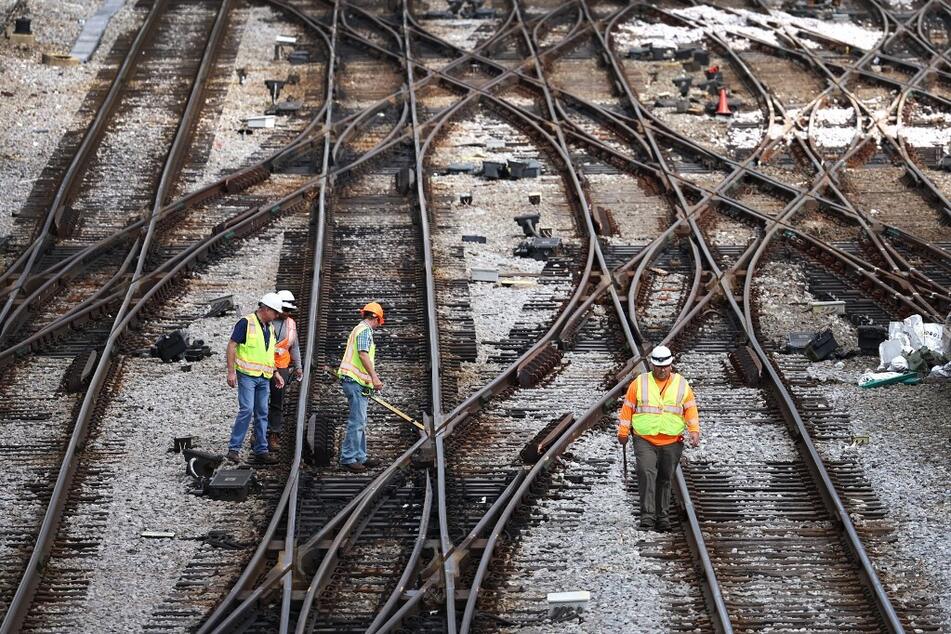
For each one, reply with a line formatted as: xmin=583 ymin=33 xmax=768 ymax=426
xmin=618 ymin=346 xmax=700 ymax=532
xmin=267 ymin=290 xmax=302 ymax=451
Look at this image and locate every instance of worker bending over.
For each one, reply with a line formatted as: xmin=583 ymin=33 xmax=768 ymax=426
xmin=337 ymin=302 xmax=385 ymax=473
xmin=618 ymin=345 xmax=700 ymax=531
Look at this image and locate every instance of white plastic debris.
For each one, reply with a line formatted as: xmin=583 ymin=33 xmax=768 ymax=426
xmin=547 ymin=590 xmax=591 ymax=616
xmin=879 ymin=314 xmax=947 ymax=370
xmin=928 ymin=361 xmax=951 ymax=380
xmin=888 ymin=356 xmax=909 ymax=372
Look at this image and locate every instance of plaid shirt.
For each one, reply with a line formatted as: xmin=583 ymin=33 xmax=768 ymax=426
xmin=356 ymin=324 xmax=373 ymax=352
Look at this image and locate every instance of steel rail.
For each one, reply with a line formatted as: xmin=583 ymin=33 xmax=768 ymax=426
xmin=455 ymin=3 xmax=730 ymax=631
xmin=214 ymin=2 xmax=944 ymax=628
xmin=277 ymin=1 xmax=340 ymax=630
xmin=397 ymin=4 xmax=458 ymax=629
xmin=290 ymin=2 xmax=445 ymax=630
xmin=617 ymin=5 xmax=950 ymax=313
xmin=640 ymin=5 xmax=939 ymax=307
xmin=394 ymin=5 xmax=949 ymax=307
xmin=593 ymin=6 xmax=908 ymax=631
xmin=0 ymin=0 xmax=170 ymax=305
xmin=0 ymin=2 xmax=233 ymax=630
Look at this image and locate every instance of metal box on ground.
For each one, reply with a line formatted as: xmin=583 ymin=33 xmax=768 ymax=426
xmin=805 ymin=329 xmax=838 ymax=361
xmin=207 ymin=468 xmax=255 ymax=502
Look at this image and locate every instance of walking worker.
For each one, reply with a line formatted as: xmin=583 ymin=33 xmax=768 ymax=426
xmin=267 ymin=289 xmax=303 ymax=452
xmin=617 ymin=345 xmax=700 ymax=531
xmin=225 ymin=292 xmax=285 ymax=464
xmin=336 ymin=302 xmax=385 ymax=473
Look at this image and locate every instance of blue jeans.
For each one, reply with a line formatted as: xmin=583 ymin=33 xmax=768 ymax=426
xmin=229 ymin=372 xmax=270 ymax=454
xmin=340 ymin=378 xmax=369 ymax=465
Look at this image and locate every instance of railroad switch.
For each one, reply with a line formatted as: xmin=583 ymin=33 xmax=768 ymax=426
xmin=514 ymin=212 xmax=541 ymax=237
xmin=8 ymin=17 xmax=35 ymax=46
xmin=264 ymin=79 xmax=286 ymax=104
xmin=513 ymin=236 xmax=561 ymax=261
xmin=412 ymin=437 xmax=436 ymax=468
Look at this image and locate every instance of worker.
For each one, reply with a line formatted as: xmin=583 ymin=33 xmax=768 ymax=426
xmin=337 ymin=302 xmax=385 ymax=473
xmin=617 ymin=345 xmax=700 ymax=531
xmin=267 ymin=289 xmax=303 ymax=452
xmin=225 ymin=292 xmax=285 ymax=464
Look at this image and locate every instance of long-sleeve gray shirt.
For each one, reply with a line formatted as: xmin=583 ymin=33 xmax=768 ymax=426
xmin=272 ymin=317 xmax=302 ymax=371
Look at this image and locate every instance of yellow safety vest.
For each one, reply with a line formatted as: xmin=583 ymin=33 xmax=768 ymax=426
xmin=337 ymin=321 xmax=375 ymax=388
xmin=629 ymin=372 xmax=689 ymax=437
xmin=235 ymin=313 xmax=277 ymax=379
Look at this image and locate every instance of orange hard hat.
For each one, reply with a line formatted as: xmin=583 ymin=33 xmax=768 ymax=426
xmin=360 ymin=302 xmax=385 ymax=325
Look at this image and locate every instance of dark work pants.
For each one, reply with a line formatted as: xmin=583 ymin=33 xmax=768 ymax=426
xmin=268 ymin=367 xmax=291 ymax=435
xmin=633 ymin=435 xmax=684 ymax=524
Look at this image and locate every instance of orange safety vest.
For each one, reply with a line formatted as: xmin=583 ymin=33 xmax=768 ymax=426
xmin=274 ymin=317 xmax=297 ymax=369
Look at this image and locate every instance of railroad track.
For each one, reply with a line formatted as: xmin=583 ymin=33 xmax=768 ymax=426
xmin=2 ymin=0 xmax=949 ymax=631
xmin=205 ymin=4 xmax=948 ymax=628
xmin=197 ymin=0 xmax=948 ymax=629
xmin=0 ymin=0 xmax=335 ymax=630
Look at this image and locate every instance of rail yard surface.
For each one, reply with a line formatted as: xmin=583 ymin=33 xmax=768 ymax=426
xmin=0 ymin=0 xmax=949 ymax=632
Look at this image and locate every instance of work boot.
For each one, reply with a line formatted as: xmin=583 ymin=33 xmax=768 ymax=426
xmin=655 ymin=519 xmax=671 ymax=533
xmin=342 ymin=462 xmax=367 ymax=473
xmin=226 ymin=450 xmax=241 ymax=464
xmin=254 ymin=452 xmax=279 ymax=465
xmin=638 ymin=518 xmax=655 ymax=531
xmin=362 ymin=458 xmax=381 ymax=469
xmin=267 ymin=432 xmax=281 ymax=452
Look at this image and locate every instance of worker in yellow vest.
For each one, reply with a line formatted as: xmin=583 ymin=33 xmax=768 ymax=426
xmin=337 ymin=302 xmax=385 ymax=473
xmin=618 ymin=345 xmax=700 ymax=531
xmin=226 ymin=293 xmax=285 ymax=464
xmin=266 ymin=289 xmax=303 ymax=452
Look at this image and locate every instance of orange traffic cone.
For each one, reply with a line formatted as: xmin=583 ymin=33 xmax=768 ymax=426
xmin=715 ymin=88 xmax=732 ymax=116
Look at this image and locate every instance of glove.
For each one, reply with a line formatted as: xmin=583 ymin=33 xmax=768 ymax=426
xmin=617 ymin=432 xmax=629 ymax=446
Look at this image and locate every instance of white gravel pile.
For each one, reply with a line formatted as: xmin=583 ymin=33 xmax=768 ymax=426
xmin=428 ymin=115 xmax=579 ymax=398
xmin=185 ymin=4 xmax=323 ymax=191
xmin=822 ymin=379 xmax=951 ymax=628
xmin=613 ymin=20 xmax=703 ymax=50
xmin=811 ymin=106 xmax=858 ymax=149
xmin=494 ymin=431 xmax=697 ymax=632
xmin=752 ymin=259 xmax=858 ymax=351
xmin=68 ymin=221 xmax=298 ymax=632
xmin=677 ymin=351 xmax=800 ymax=462
xmin=417 ymin=17 xmax=501 ymax=51
xmin=671 ymin=5 xmax=781 ymax=48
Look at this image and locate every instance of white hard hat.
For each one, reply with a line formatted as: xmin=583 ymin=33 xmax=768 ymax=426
xmin=649 ymin=345 xmax=674 ymax=367
xmin=259 ymin=292 xmax=284 ymax=313
xmin=277 ymin=289 xmax=297 ymax=311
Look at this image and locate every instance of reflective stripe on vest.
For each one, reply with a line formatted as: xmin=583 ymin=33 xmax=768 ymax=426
xmin=235 ymin=313 xmax=276 ymax=378
xmin=632 ymin=372 xmax=689 ymax=437
xmin=274 ymin=317 xmax=297 ymax=369
xmin=337 ymin=322 xmax=375 ymax=387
